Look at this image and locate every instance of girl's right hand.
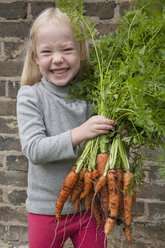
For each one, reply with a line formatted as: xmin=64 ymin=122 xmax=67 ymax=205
xmin=71 ymin=115 xmax=116 ymax=147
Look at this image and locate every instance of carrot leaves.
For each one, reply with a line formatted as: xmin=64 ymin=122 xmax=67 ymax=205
xmin=56 ymin=0 xmax=165 ymax=186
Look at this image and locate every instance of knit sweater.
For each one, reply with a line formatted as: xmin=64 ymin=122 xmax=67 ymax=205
xmin=17 ymin=77 xmax=91 ymax=215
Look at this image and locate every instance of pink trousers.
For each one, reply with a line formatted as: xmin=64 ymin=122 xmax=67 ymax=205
xmin=28 ymin=210 xmax=107 ymax=248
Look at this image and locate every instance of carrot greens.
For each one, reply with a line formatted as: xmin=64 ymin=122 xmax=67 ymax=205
xmin=56 ymin=0 xmax=165 ymax=187
xmin=56 ymin=0 xmax=165 ymax=198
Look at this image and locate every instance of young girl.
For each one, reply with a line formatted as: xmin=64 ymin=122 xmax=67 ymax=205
xmin=17 ymin=7 xmax=116 ymax=248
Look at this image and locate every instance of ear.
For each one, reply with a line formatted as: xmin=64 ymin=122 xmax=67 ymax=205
xmin=33 ymin=52 xmax=39 ymax=65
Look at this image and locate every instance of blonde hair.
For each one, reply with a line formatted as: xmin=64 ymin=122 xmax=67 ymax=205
xmin=21 ymin=8 xmax=89 ymax=86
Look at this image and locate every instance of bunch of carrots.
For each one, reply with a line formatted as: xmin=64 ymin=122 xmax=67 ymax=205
xmin=55 ymin=136 xmax=135 ymax=245
xmin=55 ymin=0 xmax=165 ymax=245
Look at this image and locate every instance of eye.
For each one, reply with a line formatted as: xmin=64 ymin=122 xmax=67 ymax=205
xmin=63 ymin=48 xmax=73 ymax=52
xmin=41 ymin=50 xmax=51 ymax=54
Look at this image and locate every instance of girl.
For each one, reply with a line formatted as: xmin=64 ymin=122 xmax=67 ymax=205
xmin=17 ymin=7 xmax=116 ymax=248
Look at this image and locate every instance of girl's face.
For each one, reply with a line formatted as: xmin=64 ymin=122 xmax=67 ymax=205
xmin=34 ymin=21 xmax=81 ymax=86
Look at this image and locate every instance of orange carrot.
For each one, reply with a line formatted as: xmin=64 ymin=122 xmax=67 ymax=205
xmin=104 ymin=217 xmax=115 ymax=236
xmin=71 ymin=165 xmax=77 ymax=172
xmin=93 ymin=195 xmax=102 ymax=228
xmin=75 ymin=198 xmax=81 ymax=212
xmin=100 ymin=184 xmax=109 ymax=216
xmin=80 ymin=171 xmax=92 ymax=199
xmin=96 ymin=153 xmax=109 ymax=176
xmin=105 ymin=169 xmax=120 ymax=235
xmin=92 ymin=169 xmax=100 ymax=187
xmin=55 ymin=169 xmax=78 ymax=220
xmin=70 ymin=169 xmax=85 ymax=203
xmin=116 ymin=168 xmax=124 ymax=220
xmin=85 ymin=187 xmax=94 ymax=212
xmin=123 ymin=171 xmax=134 ymax=245
xmin=95 ymin=175 xmax=107 ymax=194
xmin=95 ymin=153 xmax=109 ymax=218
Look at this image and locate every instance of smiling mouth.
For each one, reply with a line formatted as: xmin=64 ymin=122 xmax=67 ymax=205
xmin=51 ymin=68 xmax=69 ymax=75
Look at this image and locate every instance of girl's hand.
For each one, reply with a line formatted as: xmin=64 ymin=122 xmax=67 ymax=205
xmin=71 ymin=115 xmax=116 ymax=147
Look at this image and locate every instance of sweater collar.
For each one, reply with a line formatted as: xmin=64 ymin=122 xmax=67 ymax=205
xmin=41 ymin=76 xmax=71 ymax=98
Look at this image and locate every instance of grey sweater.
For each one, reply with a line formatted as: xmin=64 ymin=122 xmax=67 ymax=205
xmin=17 ymin=77 xmax=91 ymax=215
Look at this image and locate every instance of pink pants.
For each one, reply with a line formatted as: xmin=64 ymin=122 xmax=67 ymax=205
xmin=28 ymin=210 xmax=107 ymax=248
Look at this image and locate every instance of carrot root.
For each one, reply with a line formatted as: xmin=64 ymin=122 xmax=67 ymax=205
xmin=80 ymin=171 xmax=93 ymax=199
xmin=95 ymin=175 xmax=107 ymax=194
xmin=55 ymin=170 xmax=78 ymax=220
xmin=123 ymin=171 xmax=134 ymax=244
xmin=70 ymin=169 xmax=84 ymax=203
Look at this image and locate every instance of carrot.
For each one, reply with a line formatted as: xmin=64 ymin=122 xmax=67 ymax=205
xmin=95 ymin=175 xmax=107 ymax=194
xmin=96 ymin=153 xmax=109 ymax=176
xmin=85 ymin=187 xmax=94 ymax=212
xmin=100 ymin=184 xmax=109 ymax=216
xmin=75 ymin=198 xmax=81 ymax=212
xmin=55 ymin=169 xmax=79 ymax=220
xmin=123 ymin=171 xmax=134 ymax=245
xmin=116 ymin=168 xmax=124 ymax=220
xmin=105 ymin=169 xmax=120 ymax=235
xmin=92 ymin=169 xmax=109 ymax=216
xmin=92 ymin=169 xmax=100 ymax=187
xmin=71 ymin=165 xmax=77 ymax=172
xmin=80 ymin=171 xmax=92 ymax=199
xmin=104 ymin=217 xmax=115 ymax=236
xmin=70 ymin=169 xmax=85 ymax=203
xmin=93 ymin=195 xmax=102 ymax=228
xmin=95 ymin=154 xmax=109 ymax=218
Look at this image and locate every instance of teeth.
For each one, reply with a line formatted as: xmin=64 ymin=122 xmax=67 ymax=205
xmin=52 ymin=69 xmax=68 ymax=74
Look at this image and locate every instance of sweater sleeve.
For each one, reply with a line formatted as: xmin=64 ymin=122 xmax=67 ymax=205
xmin=17 ymin=86 xmax=79 ymax=165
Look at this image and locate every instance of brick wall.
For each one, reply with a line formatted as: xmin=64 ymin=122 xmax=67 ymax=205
xmin=0 ymin=0 xmax=164 ymax=248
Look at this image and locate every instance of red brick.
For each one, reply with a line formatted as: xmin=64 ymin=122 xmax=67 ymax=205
xmin=0 ymin=136 xmax=21 ymax=151
xmin=8 ymin=190 xmax=27 ymax=206
xmin=84 ymin=2 xmax=116 ymax=20
xmin=0 ymin=224 xmax=5 ymax=240
xmin=0 ymin=188 xmax=3 ymax=202
xmin=4 ymin=42 xmax=24 ymax=60
xmin=147 ymin=202 xmax=165 ymax=221
xmin=0 ymin=118 xmax=18 ymax=134
xmin=0 ymin=206 xmax=27 ymax=223
xmin=137 ymin=183 xmax=165 ymax=201
xmin=0 ymin=61 xmax=23 ymax=77
xmin=0 ymin=81 xmax=6 ymax=96
xmin=119 ymin=1 xmax=131 ymax=16
xmin=8 ymin=81 xmax=20 ymax=98
xmin=0 ymin=22 xmax=30 ymax=38
xmin=7 ymin=155 xmax=28 ymax=172
xmin=30 ymin=2 xmax=55 ymax=18
xmin=0 ymin=2 xmax=27 ymax=20
xmin=0 ymin=171 xmax=27 ymax=187
xmin=0 ymin=100 xmax=16 ymax=116
xmin=97 ymin=23 xmax=118 ymax=35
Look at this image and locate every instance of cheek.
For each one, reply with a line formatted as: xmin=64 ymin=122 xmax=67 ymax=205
xmin=71 ymin=54 xmax=81 ymax=69
xmin=39 ymin=58 xmax=50 ymax=69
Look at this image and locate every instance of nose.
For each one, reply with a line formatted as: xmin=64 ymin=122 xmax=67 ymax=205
xmin=52 ymin=52 xmax=63 ymax=64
